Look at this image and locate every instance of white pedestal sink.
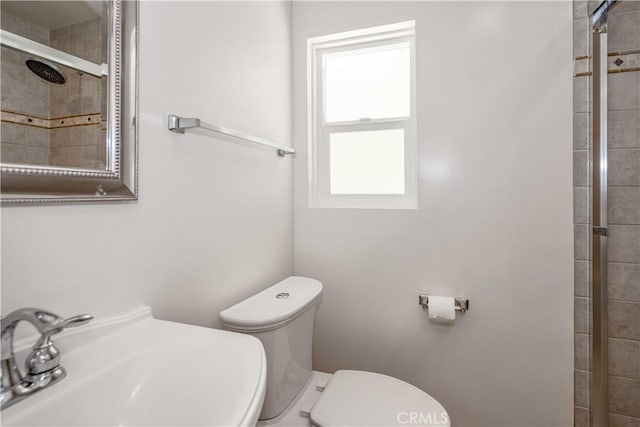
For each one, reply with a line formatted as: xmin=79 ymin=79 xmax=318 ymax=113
xmin=2 ymin=306 xmax=266 ymax=426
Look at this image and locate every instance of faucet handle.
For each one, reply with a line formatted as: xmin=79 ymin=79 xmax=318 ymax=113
xmin=62 ymin=314 xmax=93 ymax=329
xmin=40 ymin=313 xmax=93 ymax=336
xmin=26 ymin=314 xmax=93 ymax=377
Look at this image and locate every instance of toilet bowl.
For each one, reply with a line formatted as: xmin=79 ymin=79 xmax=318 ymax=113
xmin=220 ymin=276 xmax=450 ymax=426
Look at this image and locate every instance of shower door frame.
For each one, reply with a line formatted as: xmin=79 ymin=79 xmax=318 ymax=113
xmin=590 ymin=1 xmax=617 ymax=425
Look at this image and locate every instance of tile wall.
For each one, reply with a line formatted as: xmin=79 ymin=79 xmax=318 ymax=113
xmin=0 ymin=12 xmax=51 ymax=165
xmin=573 ymin=1 xmax=640 ymax=425
xmin=49 ymin=16 xmax=107 ymax=168
xmin=0 ymin=9 xmax=107 ymax=169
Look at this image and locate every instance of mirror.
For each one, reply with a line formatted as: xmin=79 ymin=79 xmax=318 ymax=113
xmin=0 ymin=0 xmax=138 ymax=204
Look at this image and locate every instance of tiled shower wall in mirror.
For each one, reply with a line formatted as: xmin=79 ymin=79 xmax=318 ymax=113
xmin=573 ymin=1 xmax=640 ymax=425
xmin=1 ymin=7 xmax=107 ymax=169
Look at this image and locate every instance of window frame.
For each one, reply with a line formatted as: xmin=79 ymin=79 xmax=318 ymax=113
xmin=307 ymin=21 xmax=417 ymax=209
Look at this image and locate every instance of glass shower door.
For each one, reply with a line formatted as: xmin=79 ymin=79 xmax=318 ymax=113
xmin=574 ymin=0 xmax=640 ymax=425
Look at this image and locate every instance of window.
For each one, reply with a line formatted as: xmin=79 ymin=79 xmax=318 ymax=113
xmin=307 ymin=21 xmax=417 ymax=209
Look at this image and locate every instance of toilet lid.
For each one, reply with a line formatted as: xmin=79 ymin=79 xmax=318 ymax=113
xmin=310 ymin=370 xmax=449 ymax=427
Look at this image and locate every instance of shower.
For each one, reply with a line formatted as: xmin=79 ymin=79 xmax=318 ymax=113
xmin=575 ymin=0 xmax=640 ymax=425
xmin=25 ymin=59 xmax=66 ymax=84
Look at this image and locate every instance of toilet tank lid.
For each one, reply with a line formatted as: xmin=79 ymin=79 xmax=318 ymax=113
xmin=220 ymin=276 xmax=323 ymax=331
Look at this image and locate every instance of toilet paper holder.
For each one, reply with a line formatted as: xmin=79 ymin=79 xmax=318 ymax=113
xmin=418 ymin=294 xmax=469 ymax=314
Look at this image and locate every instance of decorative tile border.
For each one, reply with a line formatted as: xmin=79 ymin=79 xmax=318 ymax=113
xmin=1 ymin=110 xmax=105 ymax=130
xmin=574 ymin=50 xmax=640 ymax=77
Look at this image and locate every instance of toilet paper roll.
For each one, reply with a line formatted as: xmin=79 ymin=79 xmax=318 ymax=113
xmin=428 ymin=296 xmax=456 ymax=321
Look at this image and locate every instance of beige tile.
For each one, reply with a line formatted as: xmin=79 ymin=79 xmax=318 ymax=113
xmin=1 ymin=45 xmax=24 ymax=67
xmin=575 ymin=369 xmax=590 ymax=408
xmin=67 ymin=72 xmax=81 ymax=97
xmin=24 ymin=22 xmax=49 ymax=45
xmin=609 ymin=149 xmax=640 ymax=187
xmin=609 ymin=110 xmax=640 ymax=149
xmin=50 ymin=145 xmax=98 ymax=167
xmin=52 ymin=36 xmax=70 ymax=54
xmin=610 ymin=413 xmax=640 ymax=427
xmin=26 ymin=72 xmax=50 ymax=99
xmin=1 ymin=58 xmax=26 ymax=97
xmin=1 ymin=87 xmax=26 ymax=114
xmin=609 ymin=301 xmax=640 ymax=340
xmin=608 ymin=11 xmax=640 ymax=53
xmin=573 ymin=1 xmax=589 ymax=19
xmin=24 ymin=127 xmax=49 ymax=148
xmin=574 ymin=113 xmax=590 ymax=150
xmin=69 ymin=23 xmax=83 ymax=40
xmin=83 ymin=48 xmax=99 ymax=64
xmin=50 ymin=79 xmax=68 ymax=100
xmin=1 ymin=12 xmax=26 ymax=34
xmin=50 ymin=127 xmax=84 ymax=148
xmin=609 ymin=262 xmax=640 ymax=302
xmin=81 ymin=96 xmax=98 ymax=113
xmin=576 ymin=260 xmax=589 ymax=297
xmin=574 ymin=150 xmax=589 ymax=187
xmin=1 ymin=143 xmax=25 ymax=163
xmin=609 ymin=72 xmax=640 ymax=111
xmin=23 ymin=146 xmax=48 ymax=165
xmin=25 ymin=92 xmax=49 ymax=118
xmin=576 ymin=333 xmax=590 ymax=371
xmin=52 ymin=97 xmax=70 ymax=118
xmin=576 ymin=297 xmax=591 ymax=334
xmin=609 ymin=376 xmax=640 ymax=418
xmin=575 ymin=187 xmax=590 ymax=225
xmin=609 ymin=187 xmax=640 ymax=225
xmin=80 ymin=75 xmax=98 ymax=93
xmin=609 ymin=338 xmax=640 ymax=379
xmin=68 ymin=95 xmax=82 ymax=116
xmin=575 ymin=406 xmax=590 ymax=426
xmin=574 ymin=18 xmax=590 ymax=58
xmin=81 ymin=125 xmax=99 ymax=146
xmin=587 ymin=1 xmax=601 ymax=16
xmin=574 ymin=76 xmax=590 ymax=113
xmin=1 ymin=122 xmax=25 ymax=144
xmin=610 ymin=1 xmax=640 ymax=14
xmin=575 ymin=224 xmax=590 ymax=261
xmin=609 ymin=226 xmax=640 ymax=264
xmin=83 ymin=32 xmax=98 ymax=56
xmin=70 ymin=36 xmax=83 ymax=57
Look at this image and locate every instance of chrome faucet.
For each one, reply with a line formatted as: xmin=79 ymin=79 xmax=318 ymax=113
xmin=0 ymin=308 xmax=93 ymax=409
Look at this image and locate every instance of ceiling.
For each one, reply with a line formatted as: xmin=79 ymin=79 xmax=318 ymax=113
xmin=1 ymin=1 xmax=104 ymax=31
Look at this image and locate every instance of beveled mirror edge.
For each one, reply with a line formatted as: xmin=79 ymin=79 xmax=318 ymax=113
xmin=0 ymin=0 xmax=139 ymax=205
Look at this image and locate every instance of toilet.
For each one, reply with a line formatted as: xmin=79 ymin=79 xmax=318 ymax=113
xmin=220 ymin=276 xmax=450 ymax=426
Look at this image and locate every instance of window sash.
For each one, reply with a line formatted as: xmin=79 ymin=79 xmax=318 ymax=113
xmin=319 ymin=121 xmax=410 ymax=197
xmin=318 ymin=37 xmax=413 ymax=125
xmin=308 ymin=21 xmax=417 ymax=209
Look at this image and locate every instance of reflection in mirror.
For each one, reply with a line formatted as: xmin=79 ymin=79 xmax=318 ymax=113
xmin=0 ymin=0 xmax=138 ymax=204
xmin=1 ymin=1 xmax=108 ymax=170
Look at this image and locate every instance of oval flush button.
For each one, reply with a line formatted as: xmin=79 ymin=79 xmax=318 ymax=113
xmin=276 ymin=292 xmax=290 ymax=299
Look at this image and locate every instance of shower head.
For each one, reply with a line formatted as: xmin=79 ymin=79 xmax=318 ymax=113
xmin=25 ymin=59 xmax=66 ymax=84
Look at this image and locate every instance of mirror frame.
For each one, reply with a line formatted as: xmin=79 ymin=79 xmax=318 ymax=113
xmin=1 ymin=0 xmax=138 ymax=205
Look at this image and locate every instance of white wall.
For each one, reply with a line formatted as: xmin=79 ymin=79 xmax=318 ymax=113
xmin=292 ymin=2 xmax=574 ymax=426
xmin=1 ymin=1 xmax=293 ymax=328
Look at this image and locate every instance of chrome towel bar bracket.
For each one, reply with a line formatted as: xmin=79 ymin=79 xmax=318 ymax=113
xmin=418 ymin=294 xmax=469 ymax=314
xmin=167 ymin=114 xmax=295 ymax=157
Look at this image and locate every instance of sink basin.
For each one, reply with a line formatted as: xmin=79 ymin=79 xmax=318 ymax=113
xmin=1 ymin=307 xmax=266 ymax=426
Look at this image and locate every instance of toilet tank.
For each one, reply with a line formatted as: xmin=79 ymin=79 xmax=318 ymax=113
xmin=220 ymin=276 xmax=323 ymax=420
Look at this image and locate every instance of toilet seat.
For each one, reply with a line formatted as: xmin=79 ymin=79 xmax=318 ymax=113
xmin=310 ymin=370 xmax=450 ymax=427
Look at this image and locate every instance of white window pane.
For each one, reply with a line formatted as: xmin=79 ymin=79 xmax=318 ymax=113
xmin=330 ymin=129 xmax=405 ymax=195
xmin=324 ymin=43 xmax=410 ymax=123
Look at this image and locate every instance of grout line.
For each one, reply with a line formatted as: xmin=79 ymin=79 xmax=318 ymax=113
xmin=608 ymin=373 xmax=640 ymax=382
xmin=575 ymin=67 xmax=640 ymax=77
xmin=0 ymin=109 xmax=102 ymax=121
xmin=608 ymin=414 xmax=640 ymax=421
